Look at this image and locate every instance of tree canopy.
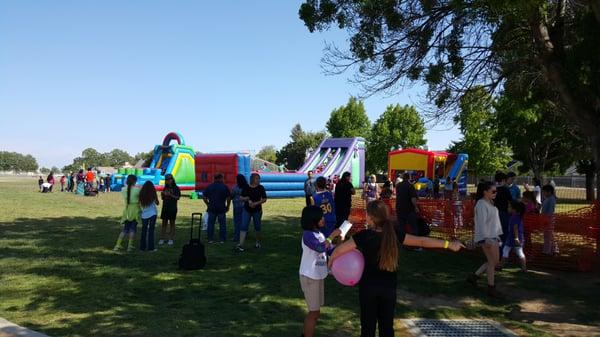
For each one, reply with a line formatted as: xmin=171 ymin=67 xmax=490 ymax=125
xmin=276 ymin=124 xmax=327 ymax=170
xmin=257 ymin=145 xmax=278 ymax=163
xmin=448 ymin=87 xmax=511 ymax=176
xmin=300 ymin=0 xmax=600 ymax=197
xmin=326 ymin=97 xmax=371 ymax=139
xmin=367 ymin=104 xmax=426 ymax=174
xmin=0 ymin=151 xmax=39 ymax=172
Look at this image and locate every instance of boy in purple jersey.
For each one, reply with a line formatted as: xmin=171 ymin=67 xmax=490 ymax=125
xmin=311 ymin=177 xmax=337 ymax=238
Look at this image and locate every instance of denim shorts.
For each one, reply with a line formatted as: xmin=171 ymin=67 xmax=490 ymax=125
xmin=241 ymin=210 xmax=262 ymax=232
xmin=122 ymin=220 xmax=137 ymax=234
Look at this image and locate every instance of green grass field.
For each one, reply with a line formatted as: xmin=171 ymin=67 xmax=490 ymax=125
xmin=1 ymin=177 xmax=599 ymax=337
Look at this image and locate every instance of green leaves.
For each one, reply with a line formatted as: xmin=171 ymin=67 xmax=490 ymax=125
xmin=0 ymin=151 xmax=39 ymax=172
xmin=276 ymin=124 xmax=327 ymax=170
xmin=367 ymin=104 xmax=427 ymax=173
xmin=326 ymin=97 xmax=371 ymax=138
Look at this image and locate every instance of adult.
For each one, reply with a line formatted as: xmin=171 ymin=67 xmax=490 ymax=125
xmin=395 ymin=172 xmax=419 ymax=238
xmin=104 ymin=174 xmax=111 ymax=192
xmin=331 ymin=200 xmax=463 ymax=337
xmin=494 ymin=172 xmax=513 ymax=246
xmin=304 ymin=170 xmax=316 ymax=207
xmin=467 ymin=181 xmax=503 ymax=298
xmin=47 ymin=172 xmax=55 ymax=192
xmin=506 ymin=172 xmax=521 ymax=200
xmin=203 ymin=173 xmax=232 ymax=243
xmin=67 ymin=172 xmax=74 ymax=192
xmin=334 ymin=172 xmax=355 ymax=228
xmin=159 ymin=174 xmax=181 ymax=246
xmin=231 ymin=174 xmax=249 ymax=242
xmin=85 ymin=168 xmax=95 ymax=189
xmin=236 ymin=173 xmax=267 ymax=252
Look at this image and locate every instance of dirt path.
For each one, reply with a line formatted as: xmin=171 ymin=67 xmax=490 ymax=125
xmin=395 ymin=278 xmax=600 ymax=337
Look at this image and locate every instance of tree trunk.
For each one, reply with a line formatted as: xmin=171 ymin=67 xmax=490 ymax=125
xmin=529 ymin=13 xmax=600 ymax=199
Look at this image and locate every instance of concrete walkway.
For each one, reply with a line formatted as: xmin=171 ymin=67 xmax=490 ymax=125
xmin=0 ymin=318 xmax=49 ymax=337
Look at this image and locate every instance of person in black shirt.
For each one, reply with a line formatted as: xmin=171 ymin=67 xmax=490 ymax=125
xmin=331 ymin=200 xmax=464 ymax=337
xmin=236 ymin=173 xmax=267 ymax=252
xmin=395 ymin=173 xmax=419 ymax=238
xmin=334 ymin=171 xmax=355 ymax=228
xmin=159 ymin=174 xmax=181 ymax=246
xmin=494 ymin=172 xmax=512 ymax=248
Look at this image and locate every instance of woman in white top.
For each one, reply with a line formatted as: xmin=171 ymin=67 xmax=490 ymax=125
xmin=467 ymin=181 xmax=503 ymax=298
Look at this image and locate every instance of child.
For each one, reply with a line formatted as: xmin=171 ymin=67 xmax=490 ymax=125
xmin=379 ymin=180 xmax=393 ymax=200
xmin=60 ymin=175 xmax=66 ymax=192
xmin=311 ymin=176 xmax=336 ymax=238
xmin=501 ymin=201 xmax=527 ymax=272
xmin=299 ymin=206 xmax=341 ymax=337
xmin=541 ymin=184 xmax=558 ymax=255
xmin=139 ymin=181 xmax=159 ymax=251
xmin=331 ymin=200 xmax=464 ymax=336
xmin=159 ymin=174 xmax=181 ymax=246
xmin=363 ymin=175 xmax=379 ymax=204
xmin=38 ymin=176 xmax=43 ymax=192
xmin=522 ymin=191 xmax=539 ymax=214
xmin=113 ymin=175 xmax=141 ymax=252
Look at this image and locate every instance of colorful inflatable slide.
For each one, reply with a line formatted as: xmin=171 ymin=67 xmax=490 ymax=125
xmin=110 ymin=132 xmax=365 ymax=198
xmin=110 ymin=132 xmax=196 ymax=191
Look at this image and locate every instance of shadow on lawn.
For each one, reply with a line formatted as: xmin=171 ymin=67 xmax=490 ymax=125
xmin=1 ymin=214 xmax=359 ymax=337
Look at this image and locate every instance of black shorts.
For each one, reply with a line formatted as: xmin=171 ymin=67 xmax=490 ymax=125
xmin=161 ymin=207 xmax=177 ymax=221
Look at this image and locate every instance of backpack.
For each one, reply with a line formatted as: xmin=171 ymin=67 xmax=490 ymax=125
xmin=178 ymin=212 xmax=206 ymax=270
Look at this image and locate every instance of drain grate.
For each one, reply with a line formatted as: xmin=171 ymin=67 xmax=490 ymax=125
xmin=402 ymin=319 xmax=517 ymax=337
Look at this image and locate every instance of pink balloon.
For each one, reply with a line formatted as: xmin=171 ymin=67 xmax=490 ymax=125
xmin=331 ymin=249 xmax=365 ymax=286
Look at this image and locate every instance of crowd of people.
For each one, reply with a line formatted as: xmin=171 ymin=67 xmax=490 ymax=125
xmin=37 ymin=168 xmax=113 ymax=195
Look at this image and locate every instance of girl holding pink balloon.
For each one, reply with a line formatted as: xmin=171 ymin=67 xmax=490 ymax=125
xmin=330 ymin=200 xmax=464 ymax=337
xmin=299 ymin=206 xmax=341 ymax=337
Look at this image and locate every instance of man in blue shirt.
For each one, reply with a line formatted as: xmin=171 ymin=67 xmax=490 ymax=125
xmin=203 ymin=173 xmax=231 ymax=243
xmin=304 ymin=170 xmax=316 ymax=207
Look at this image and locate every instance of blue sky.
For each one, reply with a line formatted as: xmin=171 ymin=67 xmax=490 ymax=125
xmin=0 ymin=1 xmax=460 ymax=168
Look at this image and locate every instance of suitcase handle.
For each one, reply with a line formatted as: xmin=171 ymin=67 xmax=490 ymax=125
xmin=191 ymin=212 xmax=202 ymax=240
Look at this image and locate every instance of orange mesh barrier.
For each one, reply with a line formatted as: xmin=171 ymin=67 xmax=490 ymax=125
xmin=349 ymin=197 xmax=600 ymax=272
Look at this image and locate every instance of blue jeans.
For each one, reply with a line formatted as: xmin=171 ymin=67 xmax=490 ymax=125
xmin=207 ymin=212 xmax=227 ymax=242
xmin=241 ymin=209 xmax=262 ymax=232
xmin=233 ymin=206 xmax=243 ymax=241
xmin=140 ymin=215 xmax=156 ymax=251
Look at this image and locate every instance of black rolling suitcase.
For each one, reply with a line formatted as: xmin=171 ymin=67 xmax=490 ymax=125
xmin=178 ymin=212 xmax=206 ymax=270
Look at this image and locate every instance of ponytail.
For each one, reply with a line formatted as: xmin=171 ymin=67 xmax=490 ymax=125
xmin=366 ymin=200 xmax=398 ymax=272
xmin=126 ymin=175 xmax=137 ymax=205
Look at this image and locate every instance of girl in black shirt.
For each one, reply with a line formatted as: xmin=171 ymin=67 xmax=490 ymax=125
xmin=330 ymin=200 xmax=464 ymax=337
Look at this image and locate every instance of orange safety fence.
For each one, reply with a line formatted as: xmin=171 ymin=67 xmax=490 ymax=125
xmin=348 ymin=197 xmax=600 ymax=272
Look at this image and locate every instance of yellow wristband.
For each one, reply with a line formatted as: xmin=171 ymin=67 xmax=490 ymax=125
xmin=444 ymin=240 xmax=449 ymax=249
xmin=326 ymin=238 xmax=333 ymax=244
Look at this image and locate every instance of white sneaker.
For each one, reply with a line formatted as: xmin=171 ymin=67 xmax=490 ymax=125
xmin=167 ymin=240 xmax=174 ymax=245
xmin=158 ymin=240 xmax=165 ymax=245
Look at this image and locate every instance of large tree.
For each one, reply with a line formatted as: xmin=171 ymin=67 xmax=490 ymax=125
xmin=449 ymin=88 xmax=512 ymax=176
xmin=326 ymin=97 xmax=371 ymax=138
xmin=276 ymin=124 xmax=327 ymax=170
xmin=367 ymin=104 xmax=426 ymax=173
xmin=300 ymin=0 xmax=600 ymax=198
xmin=0 ymin=151 xmax=39 ymax=172
xmin=495 ymin=91 xmax=584 ymax=180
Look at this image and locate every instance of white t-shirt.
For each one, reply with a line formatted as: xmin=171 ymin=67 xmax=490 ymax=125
xmin=299 ymin=231 xmax=328 ymax=280
xmin=534 ymin=186 xmax=542 ymax=205
xmin=474 ymin=199 xmax=503 ymax=242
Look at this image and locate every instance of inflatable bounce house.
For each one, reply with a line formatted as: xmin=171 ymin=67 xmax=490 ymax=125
xmin=195 ymin=137 xmax=366 ymax=198
xmin=387 ymin=148 xmax=468 ymax=195
xmin=111 ymin=132 xmax=196 ymax=191
xmin=111 ymin=132 xmax=365 ymax=198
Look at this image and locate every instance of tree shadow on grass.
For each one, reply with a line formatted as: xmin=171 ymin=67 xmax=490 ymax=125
xmin=1 ymin=214 xmax=363 ymax=337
